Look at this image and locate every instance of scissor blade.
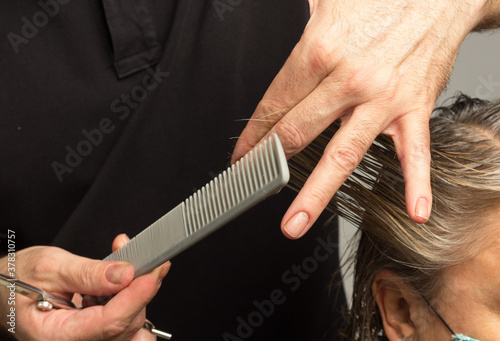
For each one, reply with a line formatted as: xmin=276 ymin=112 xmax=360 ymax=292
xmin=0 ymin=274 xmax=75 ymax=309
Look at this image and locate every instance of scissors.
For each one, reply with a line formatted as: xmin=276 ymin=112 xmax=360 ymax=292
xmin=0 ymin=274 xmax=172 ymax=339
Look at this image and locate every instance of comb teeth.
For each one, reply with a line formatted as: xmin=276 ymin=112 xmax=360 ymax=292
xmin=183 ymin=136 xmax=280 ymax=236
xmin=103 ymin=133 xmax=288 ymax=278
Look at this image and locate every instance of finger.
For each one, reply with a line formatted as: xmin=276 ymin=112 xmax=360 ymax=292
xmin=281 ymin=106 xmax=383 ymax=239
xmin=244 ymin=76 xmax=356 ymax=159
xmin=132 ymin=328 xmax=157 ymax=341
xmin=131 ymin=318 xmax=157 ymax=341
xmin=391 ymin=111 xmax=432 ymax=223
xmin=27 ymin=247 xmax=135 ymax=296
xmin=112 ymin=233 xmax=130 ymax=251
xmin=103 ymin=262 xmax=170 ymax=325
xmin=72 ymin=293 xmax=83 ymax=307
xmin=56 ymin=263 xmax=170 ymax=340
xmin=231 ymin=36 xmax=333 ymax=163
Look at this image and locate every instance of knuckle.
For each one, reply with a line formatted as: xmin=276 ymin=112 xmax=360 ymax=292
xmin=378 ymin=85 xmax=399 ymax=107
xmin=274 ymin=121 xmax=306 ymax=155
xmin=326 ymin=145 xmax=362 ymax=176
xmin=414 ymin=142 xmax=431 ymax=161
xmin=78 ymin=261 xmax=100 ymax=287
xmin=130 ymin=318 xmax=146 ymax=333
xmin=57 ymin=256 xmax=101 ymax=291
xmin=399 ymin=142 xmax=431 ymax=165
xmin=341 ymin=68 xmax=369 ymax=96
xmin=342 ymin=66 xmax=400 ymax=105
xmin=307 ymin=39 xmax=334 ymax=78
xmin=306 ymin=185 xmax=333 ymax=208
xmin=101 ymin=317 xmax=143 ymax=339
xmin=30 ymin=247 xmax=63 ymax=276
xmin=377 ymin=72 xmax=400 ymax=99
xmin=257 ymin=97 xmax=291 ymax=123
xmin=102 ymin=322 xmax=128 ymax=339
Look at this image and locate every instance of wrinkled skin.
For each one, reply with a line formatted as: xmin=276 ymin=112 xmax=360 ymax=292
xmin=0 ymin=234 xmax=169 ymax=341
xmin=232 ymin=0 xmax=499 ymax=239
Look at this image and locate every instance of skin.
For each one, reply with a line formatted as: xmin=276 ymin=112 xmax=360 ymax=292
xmin=427 ymin=225 xmax=500 ymax=340
xmin=0 ymin=234 xmax=170 ymax=341
xmin=232 ymin=0 xmax=500 ymax=239
xmin=374 ymin=212 xmax=500 ymax=340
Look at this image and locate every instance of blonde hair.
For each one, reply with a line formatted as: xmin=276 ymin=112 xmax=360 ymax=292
xmin=288 ymin=94 xmax=500 ymax=340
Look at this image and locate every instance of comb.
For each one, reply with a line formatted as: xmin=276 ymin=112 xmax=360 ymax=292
xmin=103 ymin=134 xmax=289 ymax=277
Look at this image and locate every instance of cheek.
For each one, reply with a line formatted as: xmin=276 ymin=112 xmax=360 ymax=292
xmin=448 ymin=308 xmax=500 ymax=340
xmin=413 ymin=306 xmax=451 ymax=340
xmin=436 ymin=286 xmax=500 ymax=340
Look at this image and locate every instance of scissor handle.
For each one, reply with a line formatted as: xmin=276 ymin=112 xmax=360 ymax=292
xmin=143 ymin=321 xmax=172 ymax=340
xmin=0 ymin=273 xmax=172 ymax=339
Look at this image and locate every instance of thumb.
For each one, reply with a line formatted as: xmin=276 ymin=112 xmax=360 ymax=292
xmin=60 ymin=258 xmax=134 ymax=296
xmin=26 ymin=247 xmax=134 ymax=297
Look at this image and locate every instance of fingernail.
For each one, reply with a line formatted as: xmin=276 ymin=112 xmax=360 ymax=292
xmin=105 ymin=263 xmax=131 ymax=285
xmin=158 ymin=262 xmax=170 ymax=286
xmin=283 ymin=212 xmax=309 ymax=238
xmin=415 ymin=197 xmax=429 ymax=221
xmin=120 ymin=234 xmax=129 ymax=244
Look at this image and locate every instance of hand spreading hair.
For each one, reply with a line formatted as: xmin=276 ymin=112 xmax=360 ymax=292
xmin=232 ymin=0 xmax=500 ymax=239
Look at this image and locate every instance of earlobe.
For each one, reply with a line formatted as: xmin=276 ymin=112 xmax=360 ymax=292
xmin=372 ymin=270 xmax=416 ymax=341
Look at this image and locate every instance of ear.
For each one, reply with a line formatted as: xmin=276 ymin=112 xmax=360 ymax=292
xmin=372 ymin=270 xmax=417 ymax=341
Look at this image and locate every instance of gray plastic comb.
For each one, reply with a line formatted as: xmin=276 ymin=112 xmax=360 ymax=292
xmin=103 ymin=134 xmax=289 ymax=277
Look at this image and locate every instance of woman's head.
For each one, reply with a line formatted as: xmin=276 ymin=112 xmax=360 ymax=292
xmin=288 ymin=94 xmax=500 ymax=340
